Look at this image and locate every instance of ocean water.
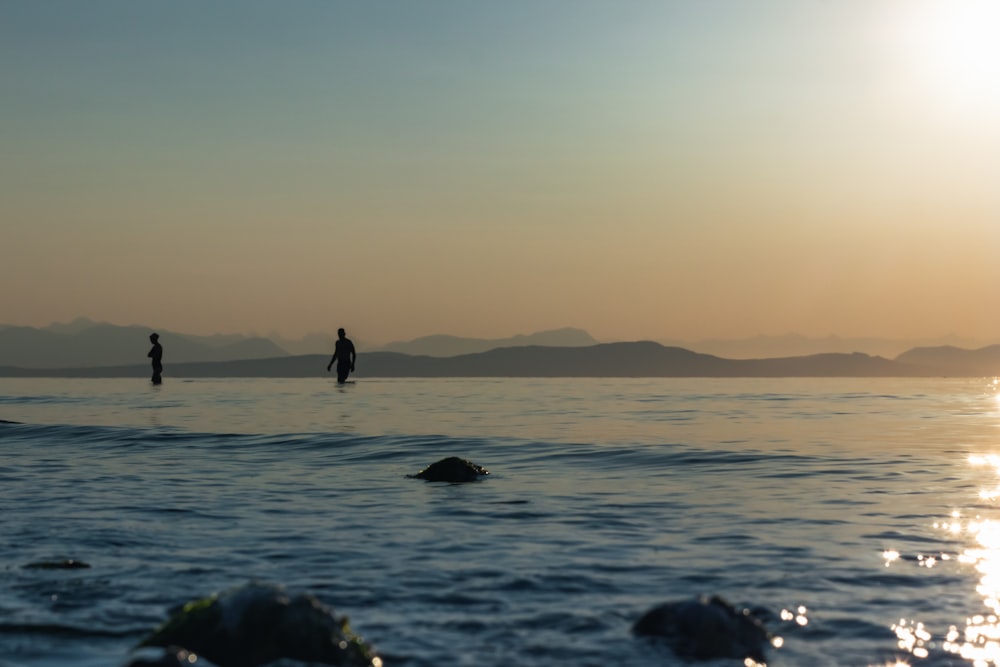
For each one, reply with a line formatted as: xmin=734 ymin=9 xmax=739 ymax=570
xmin=3 ymin=376 xmax=1000 ymax=667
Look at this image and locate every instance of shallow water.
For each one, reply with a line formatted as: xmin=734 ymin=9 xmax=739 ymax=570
xmin=3 ymin=377 xmax=1000 ymax=666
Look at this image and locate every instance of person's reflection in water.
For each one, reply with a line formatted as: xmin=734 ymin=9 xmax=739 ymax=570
xmin=148 ymin=333 xmax=163 ymax=385
xmin=326 ymin=328 xmax=356 ymax=384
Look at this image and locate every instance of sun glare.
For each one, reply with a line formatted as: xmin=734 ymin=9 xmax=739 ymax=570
xmin=885 ymin=455 xmax=1000 ymax=664
xmin=893 ymin=0 xmax=1000 ymax=113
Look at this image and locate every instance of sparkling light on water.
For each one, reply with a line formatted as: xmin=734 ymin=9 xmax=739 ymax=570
xmin=882 ymin=441 xmax=1000 ymax=666
xmin=8 ymin=377 xmax=1000 ymax=666
xmin=939 ymin=454 xmax=1000 ymax=665
xmin=780 ymin=605 xmax=810 ymax=627
xmin=892 ymin=619 xmax=931 ymax=659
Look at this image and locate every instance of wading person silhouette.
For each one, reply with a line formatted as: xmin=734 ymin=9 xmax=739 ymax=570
xmin=148 ymin=333 xmax=163 ymax=385
xmin=326 ymin=328 xmax=356 ymax=384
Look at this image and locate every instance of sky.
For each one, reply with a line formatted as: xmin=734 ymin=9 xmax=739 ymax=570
xmin=3 ymin=1 xmax=1000 ymax=345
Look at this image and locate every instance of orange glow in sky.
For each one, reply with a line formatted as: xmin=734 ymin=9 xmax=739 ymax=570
xmin=2 ymin=2 xmax=999 ymax=344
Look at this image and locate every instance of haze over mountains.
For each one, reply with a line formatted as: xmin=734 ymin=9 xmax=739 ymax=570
xmin=1 ymin=319 xmax=999 ymax=377
xmin=0 ymin=318 xmax=287 ymax=369
xmin=659 ymin=333 xmax=993 ymax=360
xmin=0 ymin=319 xmax=599 ymax=368
xmin=377 ymin=328 xmax=599 ymax=357
xmin=4 ymin=343 xmax=1000 ymax=379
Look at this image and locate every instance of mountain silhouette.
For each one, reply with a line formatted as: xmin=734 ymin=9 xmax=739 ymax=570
xmin=375 ymin=328 xmax=599 ymax=357
xmin=3 ymin=320 xmax=998 ymax=377
xmin=351 ymin=344 xmax=919 ymax=377
xmin=894 ymin=345 xmax=1000 ymax=376
xmin=0 ymin=321 xmax=288 ymax=368
xmin=41 ymin=316 xmax=103 ymax=335
xmin=659 ymin=333 xmax=992 ymax=359
xmin=0 ymin=342 xmax=943 ymax=378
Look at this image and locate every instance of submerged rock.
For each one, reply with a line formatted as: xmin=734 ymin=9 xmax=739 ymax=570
xmin=135 ymin=582 xmax=381 ymax=667
xmin=633 ymin=594 xmax=774 ymax=662
xmin=409 ymin=456 xmax=489 ymax=483
xmin=23 ymin=559 xmax=90 ymax=570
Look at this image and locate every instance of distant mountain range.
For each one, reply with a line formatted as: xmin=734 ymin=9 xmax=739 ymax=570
xmin=659 ymin=333 xmax=993 ymax=359
xmin=3 ymin=341 xmax=1000 ymax=378
xmin=0 ymin=320 xmax=599 ymax=367
xmin=375 ymin=327 xmax=599 ymax=356
xmin=2 ymin=319 xmax=999 ymax=377
xmin=0 ymin=318 xmax=288 ymax=368
xmin=895 ymin=345 xmax=1000 ymax=377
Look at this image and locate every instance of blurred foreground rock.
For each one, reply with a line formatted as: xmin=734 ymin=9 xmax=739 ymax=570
xmin=409 ymin=456 xmax=489 ymax=483
xmin=633 ymin=594 xmax=775 ymax=662
xmin=132 ymin=582 xmax=381 ymax=667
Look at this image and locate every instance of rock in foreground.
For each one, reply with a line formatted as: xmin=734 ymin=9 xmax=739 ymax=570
xmin=410 ymin=456 xmax=489 ymax=483
xmin=135 ymin=582 xmax=381 ymax=667
xmin=633 ymin=594 xmax=774 ymax=662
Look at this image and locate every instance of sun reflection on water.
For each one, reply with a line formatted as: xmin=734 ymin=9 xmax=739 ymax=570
xmin=877 ymin=385 xmax=1000 ymax=667
xmin=937 ymin=454 xmax=1000 ymax=665
xmin=892 ymin=619 xmax=932 ymax=659
xmin=880 ymin=443 xmax=1000 ymax=666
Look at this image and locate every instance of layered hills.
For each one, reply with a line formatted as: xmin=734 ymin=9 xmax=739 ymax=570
xmin=1 ymin=342 xmax=999 ymax=379
xmin=1 ymin=320 xmax=999 ymax=378
xmin=377 ymin=328 xmax=598 ymax=357
xmin=0 ymin=319 xmax=286 ymax=368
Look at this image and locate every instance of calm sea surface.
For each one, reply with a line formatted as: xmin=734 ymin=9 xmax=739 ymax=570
xmin=3 ymin=377 xmax=1000 ymax=667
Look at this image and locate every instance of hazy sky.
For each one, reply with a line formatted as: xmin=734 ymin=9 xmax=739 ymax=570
xmin=4 ymin=1 xmax=999 ymax=344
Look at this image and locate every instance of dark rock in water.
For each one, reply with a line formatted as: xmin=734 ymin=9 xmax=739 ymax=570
xmin=410 ymin=456 xmax=489 ymax=483
xmin=135 ymin=582 xmax=381 ymax=667
xmin=633 ymin=594 xmax=774 ymax=662
xmin=24 ymin=559 xmax=91 ymax=570
xmin=0 ymin=419 xmax=22 ymax=424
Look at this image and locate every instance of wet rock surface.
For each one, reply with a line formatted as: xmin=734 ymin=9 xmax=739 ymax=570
xmin=633 ymin=594 xmax=774 ymax=662
xmin=134 ymin=582 xmax=380 ymax=667
xmin=409 ymin=456 xmax=489 ymax=483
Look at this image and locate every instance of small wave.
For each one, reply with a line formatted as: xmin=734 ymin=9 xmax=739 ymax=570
xmin=0 ymin=622 xmax=139 ymax=639
xmin=0 ymin=395 xmax=91 ymax=406
xmin=0 ymin=423 xmax=511 ymax=474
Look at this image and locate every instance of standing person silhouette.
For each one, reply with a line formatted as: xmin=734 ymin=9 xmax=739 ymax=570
xmin=148 ymin=333 xmax=163 ymax=385
xmin=326 ymin=328 xmax=356 ymax=384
